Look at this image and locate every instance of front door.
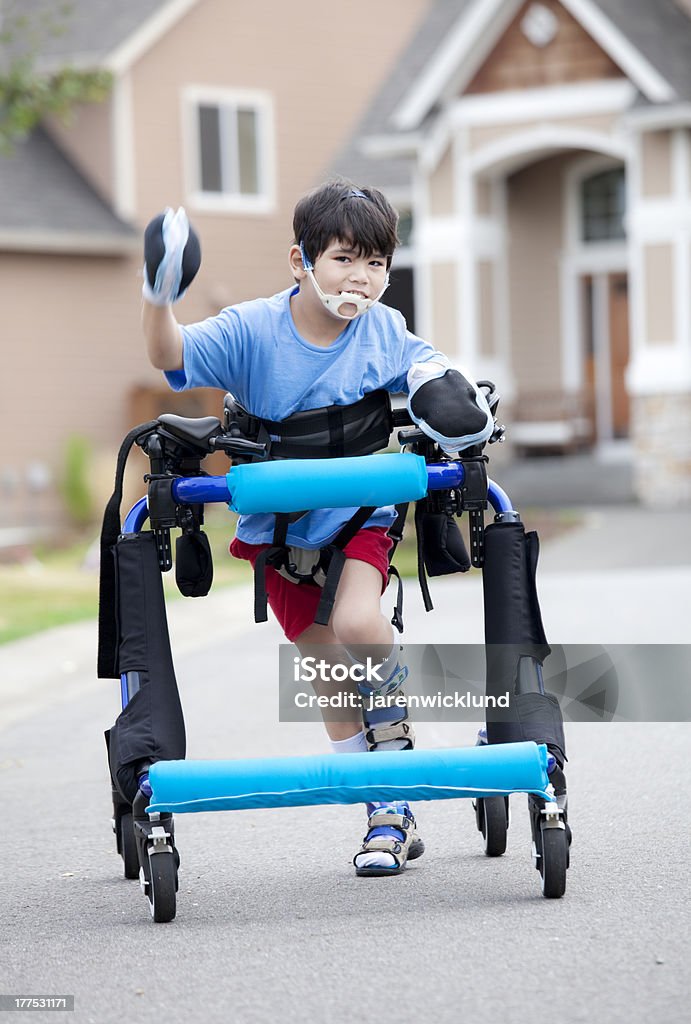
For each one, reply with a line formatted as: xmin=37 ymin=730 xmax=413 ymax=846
xmin=582 ymin=272 xmax=630 ymax=441
xmin=608 ymin=273 xmax=630 ymax=438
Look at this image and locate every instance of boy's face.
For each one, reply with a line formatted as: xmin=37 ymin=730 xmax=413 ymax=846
xmin=291 ymin=238 xmax=389 ymax=320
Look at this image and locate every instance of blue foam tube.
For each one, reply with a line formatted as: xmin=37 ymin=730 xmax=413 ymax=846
xmin=146 ymin=742 xmax=552 ymax=814
xmin=225 ymin=452 xmax=428 ymax=514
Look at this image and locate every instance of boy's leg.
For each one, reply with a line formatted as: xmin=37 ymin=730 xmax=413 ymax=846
xmin=294 ymin=620 xmax=363 ymax=741
xmin=331 ymin=559 xmax=413 ymax=752
xmin=241 ymin=537 xmax=423 ymax=875
xmin=329 ymin=559 xmax=423 ymax=875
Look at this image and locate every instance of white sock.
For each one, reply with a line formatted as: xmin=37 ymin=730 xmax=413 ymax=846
xmin=329 ymin=731 xmax=368 ymax=754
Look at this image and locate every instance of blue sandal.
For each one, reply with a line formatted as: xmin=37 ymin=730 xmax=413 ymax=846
xmin=354 ymin=805 xmax=425 ymax=877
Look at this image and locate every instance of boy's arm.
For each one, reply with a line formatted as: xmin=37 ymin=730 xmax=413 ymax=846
xmin=142 ymin=301 xmax=184 ymax=371
xmin=140 ymin=206 xmax=201 ymax=371
xmin=393 ymin=321 xmax=493 ymax=452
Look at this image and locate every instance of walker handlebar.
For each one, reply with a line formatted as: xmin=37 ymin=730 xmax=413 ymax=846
xmin=171 ymin=461 xmax=466 ymax=506
xmin=169 ymin=461 xmax=513 ymax=516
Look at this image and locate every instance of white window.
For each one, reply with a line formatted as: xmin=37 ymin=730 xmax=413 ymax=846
xmin=184 ymin=88 xmax=275 ymax=213
xmin=580 ymin=168 xmax=626 ymax=243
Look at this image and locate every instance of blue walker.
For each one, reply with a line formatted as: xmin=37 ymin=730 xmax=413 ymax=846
xmin=100 ymin=389 xmax=570 ymax=922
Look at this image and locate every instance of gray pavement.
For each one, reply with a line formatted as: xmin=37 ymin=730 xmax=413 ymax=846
xmin=494 ymin=451 xmax=636 ymax=507
xmin=1 ymin=503 xmax=689 ymax=1023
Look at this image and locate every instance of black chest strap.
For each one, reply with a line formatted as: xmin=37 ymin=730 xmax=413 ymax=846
xmin=258 ymin=390 xmax=393 ymax=459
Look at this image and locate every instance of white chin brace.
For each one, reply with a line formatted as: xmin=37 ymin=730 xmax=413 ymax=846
xmin=300 ymin=243 xmax=389 ymax=321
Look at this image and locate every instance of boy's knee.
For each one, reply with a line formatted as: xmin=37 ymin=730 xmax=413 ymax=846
xmin=330 ymin=605 xmax=383 ymax=647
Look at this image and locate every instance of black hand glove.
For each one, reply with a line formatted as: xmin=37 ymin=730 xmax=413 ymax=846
xmin=142 ymin=206 xmax=201 ymax=305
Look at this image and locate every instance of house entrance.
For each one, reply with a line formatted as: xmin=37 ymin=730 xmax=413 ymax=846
xmin=582 ymin=271 xmax=630 ymax=441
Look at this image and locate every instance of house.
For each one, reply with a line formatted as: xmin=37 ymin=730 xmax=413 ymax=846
xmin=331 ymin=0 xmax=691 ymax=505
xmin=0 ymin=0 xmax=430 ymax=535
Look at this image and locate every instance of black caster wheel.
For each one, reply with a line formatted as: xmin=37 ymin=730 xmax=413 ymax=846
xmin=538 ymin=825 xmax=568 ymax=899
xmin=474 ymin=796 xmax=509 ymax=857
xmin=119 ymin=812 xmax=139 ymax=880
xmin=147 ymin=849 xmax=177 ymax=923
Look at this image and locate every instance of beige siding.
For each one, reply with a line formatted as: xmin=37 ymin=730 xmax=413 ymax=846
xmin=430 ymin=262 xmax=458 ymax=352
xmin=44 ymin=99 xmax=115 ymax=205
xmin=641 ymin=130 xmax=673 ymax=198
xmin=0 ymin=250 xmax=158 ymax=524
xmin=0 ymin=1 xmax=432 ymax=529
xmin=644 ymin=244 xmax=675 ymax=344
xmin=475 ymin=178 xmax=493 ymax=217
xmin=129 ymin=0 xmax=429 ymax=314
xmin=477 ymin=260 xmax=496 ymax=357
xmin=428 ymin=146 xmax=455 ymax=217
xmin=507 ymin=154 xmax=568 ymax=390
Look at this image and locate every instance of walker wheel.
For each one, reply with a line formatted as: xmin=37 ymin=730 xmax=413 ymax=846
xmin=475 ymin=796 xmax=509 ymax=857
xmin=119 ymin=812 xmax=139 ymax=880
xmin=539 ymin=825 xmax=568 ymax=899
xmin=147 ymin=849 xmax=177 ymax=923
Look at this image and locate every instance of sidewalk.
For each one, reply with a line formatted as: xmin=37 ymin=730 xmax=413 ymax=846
xmin=532 ymin=503 xmax=691 ymax=572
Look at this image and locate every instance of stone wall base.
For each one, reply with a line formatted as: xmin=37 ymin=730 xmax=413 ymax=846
xmin=631 ymin=394 xmax=691 ymax=507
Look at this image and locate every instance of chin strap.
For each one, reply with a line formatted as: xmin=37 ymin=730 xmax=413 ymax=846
xmin=299 ymin=242 xmax=389 ymax=321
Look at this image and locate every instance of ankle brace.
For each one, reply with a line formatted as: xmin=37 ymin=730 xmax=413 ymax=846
xmin=356 ymin=650 xmax=415 ymax=752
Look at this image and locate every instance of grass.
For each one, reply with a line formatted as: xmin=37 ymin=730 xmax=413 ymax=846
xmin=0 ymin=506 xmax=582 ymax=645
xmin=0 ymin=509 xmax=251 ymax=646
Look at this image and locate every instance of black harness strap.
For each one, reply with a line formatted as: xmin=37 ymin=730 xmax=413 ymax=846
xmin=414 ymin=501 xmax=435 ymax=613
xmin=243 ymin=390 xmax=414 ymax=630
xmin=387 ymin=565 xmax=404 ymax=633
xmin=313 ymin=506 xmax=376 ymax=626
xmin=259 ymin=391 xmax=393 ymax=459
xmin=253 ymin=512 xmax=292 ymax=623
xmin=326 ymin=404 xmax=345 ymax=458
xmin=388 ymin=503 xmax=408 ymax=556
xmin=386 ymin=502 xmax=409 ymax=633
xmin=253 ymin=505 xmax=378 ymax=627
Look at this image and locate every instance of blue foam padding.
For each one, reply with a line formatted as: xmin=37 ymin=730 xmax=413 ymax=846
xmin=225 ymin=452 xmax=428 ymax=514
xmin=146 ymin=742 xmax=552 ymax=814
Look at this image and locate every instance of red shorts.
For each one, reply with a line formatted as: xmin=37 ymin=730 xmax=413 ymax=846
xmin=230 ymin=527 xmax=393 ymax=642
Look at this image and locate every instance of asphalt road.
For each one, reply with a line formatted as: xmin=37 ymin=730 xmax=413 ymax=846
xmin=1 ymin=507 xmax=689 ymax=1024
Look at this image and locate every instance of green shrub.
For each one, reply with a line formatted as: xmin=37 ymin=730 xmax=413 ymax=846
xmin=61 ymin=434 xmax=94 ymax=528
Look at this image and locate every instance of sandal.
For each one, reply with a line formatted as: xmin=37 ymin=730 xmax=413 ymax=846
xmin=354 ymin=806 xmax=425 ymax=877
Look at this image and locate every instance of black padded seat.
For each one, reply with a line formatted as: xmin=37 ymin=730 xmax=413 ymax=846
xmin=158 ymin=414 xmax=221 ymax=446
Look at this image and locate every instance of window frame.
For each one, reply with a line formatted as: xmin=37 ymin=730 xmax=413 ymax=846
xmin=183 ymin=86 xmax=276 ymax=214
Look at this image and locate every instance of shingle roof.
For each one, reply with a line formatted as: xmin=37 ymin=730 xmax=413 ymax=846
xmin=0 ymin=0 xmax=176 ymax=71
xmin=0 ymin=128 xmax=137 ymax=252
xmin=332 ymin=0 xmax=691 ymax=188
xmin=597 ymin=0 xmax=691 ymax=102
xmin=329 ymin=0 xmax=468 ymax=189
xmin=0 ymin=1 xmax=176 ymax=248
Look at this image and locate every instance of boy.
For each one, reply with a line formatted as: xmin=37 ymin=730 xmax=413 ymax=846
xmin=141 ymin=180 xmax=492 ymax=876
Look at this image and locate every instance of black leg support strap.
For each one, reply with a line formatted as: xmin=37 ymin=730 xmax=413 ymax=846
xmin=106 ymin=532 xmax=186 ymax=804
xmin=482 ymin=521 xmax=567 ymax=767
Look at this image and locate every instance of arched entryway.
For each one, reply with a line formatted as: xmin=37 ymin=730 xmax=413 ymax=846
xmin=469 ymin=131 xmax=630 ymax=452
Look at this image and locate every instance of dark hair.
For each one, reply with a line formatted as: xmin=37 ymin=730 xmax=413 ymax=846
xmin=293 ymin=179 xmax=399 ymax=268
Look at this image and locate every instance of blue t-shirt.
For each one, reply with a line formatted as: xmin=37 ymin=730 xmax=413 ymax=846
xmin=165 ymin=286 xmax=442 ymax=548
